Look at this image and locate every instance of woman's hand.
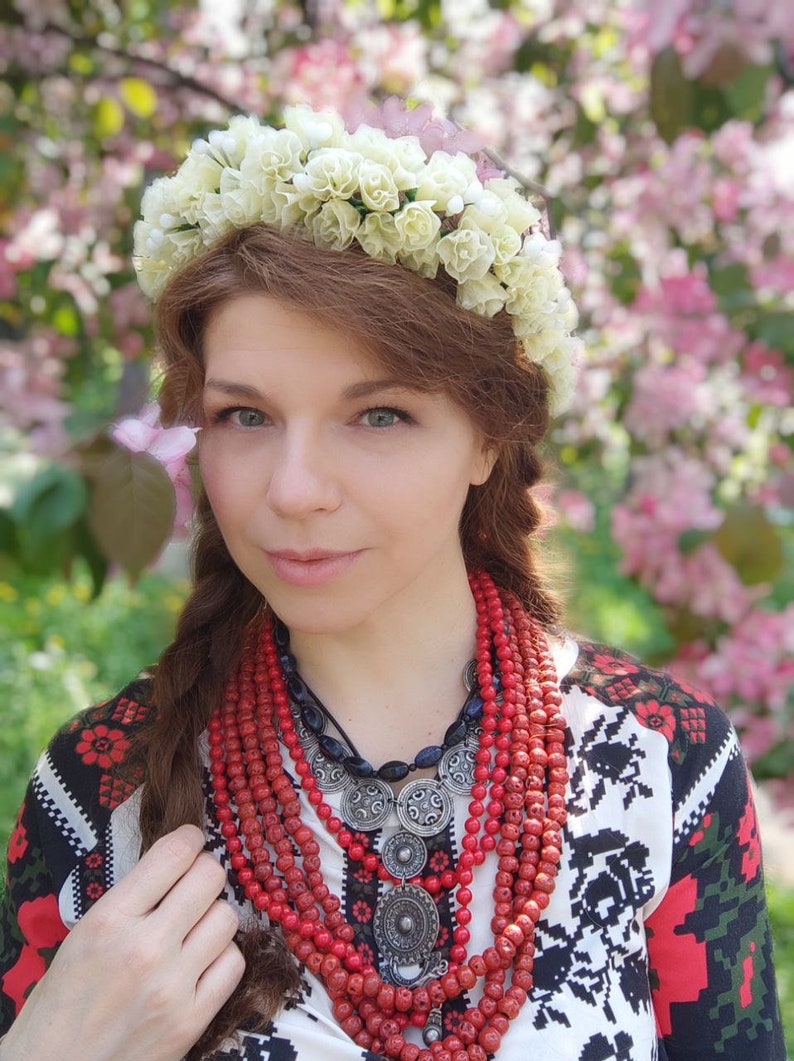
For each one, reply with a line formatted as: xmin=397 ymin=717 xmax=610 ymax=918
xmin=0 ymin=825 xmax=244 ymax=1061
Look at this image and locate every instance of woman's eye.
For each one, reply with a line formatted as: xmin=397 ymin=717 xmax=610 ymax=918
xmin=361 ymin=406 xmax=407 ymax=428
xmin=230 ymin=407 xmax=266 ymax=428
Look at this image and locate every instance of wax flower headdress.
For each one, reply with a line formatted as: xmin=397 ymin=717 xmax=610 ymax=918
xmin=133 ymin=103 xmax=581 ymax=415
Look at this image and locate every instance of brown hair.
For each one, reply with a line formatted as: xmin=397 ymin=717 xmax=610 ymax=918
xmin=138 ymin=224 xmax=560 ymax=1055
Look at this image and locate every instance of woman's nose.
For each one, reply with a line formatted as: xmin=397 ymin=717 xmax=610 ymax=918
xmin=265 ymin=429 xmax=342 ymax=518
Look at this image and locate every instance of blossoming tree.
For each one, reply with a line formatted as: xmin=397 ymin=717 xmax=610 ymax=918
xmin=0 ymin=0 xmax=791 ymax=799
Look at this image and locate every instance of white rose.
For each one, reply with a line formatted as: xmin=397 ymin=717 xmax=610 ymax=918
xmin=310 ymin=199 xmax=362 ymax=250
xmin=162 ymin=153 xmax=224 ymax=226
xmin=134 ymin=225 xmax=203 ymax=300
xmin=485 ymin=178 xmax=542 ymax=233
xmin=530 ymin=337 xmax=581 ymax=415
xmin=345 ymin=125 xmax=426 ymax=189
xmin=239 ymin=128 xmax=305 ymax=188
xmin=520 ymin=232 xmax=562 ymax=266
xmin=297 ymin=148 xmax=361 ymax=201
xmin=225 ymin=115 xmax=268 ymax=162
xmin=357 ymin=160 xmax=400 ymax=212
xmin=356 ymin=211 xmax=402 ymax=263
xmin=219 ymin=167 xmax=265 ymax=227
xmin=197 ymin=192 xmax=235 ymax=243
xmin=414 ymin=151 xmax=480 ymax=213
xmin=264 ymin=180 xmax=320 ymax=230
xmin=496 ymin=257 xmax=563 ymax=319
xmin=458 ymin=203 xmax=520 ymax=264
xmin=456 ymin=274 xmax=507 ymax=318
xmin=393 ymin=201 xmax=442 ymax=251
xmin=398 ymin=245 xmax=439 ymax=278
xmin=284 ymin=105 xmax=345 ymax=151
xmin=436 ymin=221 xmax=496 ymax=282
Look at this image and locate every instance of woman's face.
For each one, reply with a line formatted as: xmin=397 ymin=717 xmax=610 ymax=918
xmin=198 ymin=294 xmax=493 ymax=636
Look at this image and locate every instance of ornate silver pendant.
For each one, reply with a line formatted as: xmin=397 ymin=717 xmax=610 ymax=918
xmin=381 ymin=831 xmax=428 ymax=879
xmin=437 ymin=741 xmax=477 ymax=795
xmin=340 ymin=777 xmax=393 ymax=831
xmin=373 ymin=882 xmax=440 ymax=968
xmin=307 ymin=748 xmax=349 ymax=793
xmin=395 ymin=778 xmax=454 ymax=837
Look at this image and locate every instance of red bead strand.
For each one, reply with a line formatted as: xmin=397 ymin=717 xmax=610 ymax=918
xmin=207 ymin=570 xmax=566 ymax=1061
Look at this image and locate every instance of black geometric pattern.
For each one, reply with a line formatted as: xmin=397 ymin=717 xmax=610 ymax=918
xmin=1 ymin=642 xmax=786 ymax=1059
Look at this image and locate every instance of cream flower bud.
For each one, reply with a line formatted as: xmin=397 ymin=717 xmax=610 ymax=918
xmin=485 ymin=178 xmax=542 ymax=233
xmin=239 ymin=128 xmax=305 ymax=189
xmin=436 ymin=221 xmax=496 ymax=282
xmin=356 ymin=211 xmax=402 ymax=263
xmin=345 ymin=124 xmax=426 ymax=189
xmin=284 ymin=104 xmax=345 ymax=151
xmin=394 ymin=201 xmax=442 ymax=251
xmin=301 ymin=149 xmax=361 ymax=201
xmin=415 ymin=151 xmax=479 ymax=213
xmin=457 ymin=274 xmax=507 ymax=317
xmin=311 ymin=199 xmax=362 ymax=250
xmin=398 ymin=245 xmax=439 ymax=278
xmin=219 ymin=168 xmax=265 ymax=227
xmin=357 ymin=160 xmax=401 ymax=213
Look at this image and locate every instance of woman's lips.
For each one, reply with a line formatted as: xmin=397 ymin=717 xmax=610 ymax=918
xmin=264 ymin=549 xmax=362 ymax=587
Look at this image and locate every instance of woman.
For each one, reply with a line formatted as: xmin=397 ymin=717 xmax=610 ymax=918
xmin=0 ymin=104 xmax=785 ymax=1060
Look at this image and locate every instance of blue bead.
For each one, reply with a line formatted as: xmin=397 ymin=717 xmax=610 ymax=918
xmin=444 ymin=718 xmax=468 ymax=747
xmin=346 ymin=756 xmax=375 ymax=778
xmin=301 ymin=702 xmax=325 ymax=734
xmin=415 ymin=745 xmax=443 ymax=768
xmin=318 ymin=734 xmax=347 ymax=760
xmin=379 ymin=760 xmax=410 ymax=782
xmin=464 ymin=696 xmax=484 ymax=721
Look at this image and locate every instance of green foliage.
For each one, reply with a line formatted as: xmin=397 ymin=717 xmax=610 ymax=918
xmin=767 ymin=883 xmax=794 ymax=1056
xmin=0 ymin=565 xmax=187 ymax=854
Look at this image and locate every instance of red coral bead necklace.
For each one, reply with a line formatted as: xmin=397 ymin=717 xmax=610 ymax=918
xmin=208 ymin=569 xmax=567 ymax=1060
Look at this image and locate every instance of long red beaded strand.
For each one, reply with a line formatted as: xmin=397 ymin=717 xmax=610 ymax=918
xmin=208 ymin=570 xmax=567 ymax=1060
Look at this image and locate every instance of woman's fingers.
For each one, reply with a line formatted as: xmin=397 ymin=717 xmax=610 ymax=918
xmin=152 ymin=850 xmax=229 ymax=941
xmin=193 ymin=939 xmax=247 ymax=1018
xmin=180 ymin=898 xmax=240 ymax=972
xmin=109 ymin=824 xmax=207 ymax=917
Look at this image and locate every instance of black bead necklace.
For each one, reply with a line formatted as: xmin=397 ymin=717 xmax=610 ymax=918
xmin=273 ymin=622 xmax=484 ymax=783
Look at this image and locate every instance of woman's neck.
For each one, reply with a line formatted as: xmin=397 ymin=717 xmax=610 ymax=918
xmin=285 ymin=564 xmax=479 ymax=765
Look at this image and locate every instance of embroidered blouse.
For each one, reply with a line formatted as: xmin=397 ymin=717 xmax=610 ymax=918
xmin=0 ymin=638 xmax=786 ymax=1060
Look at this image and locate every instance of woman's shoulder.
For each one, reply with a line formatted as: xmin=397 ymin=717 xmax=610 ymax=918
xmin=560 ymin=636 xmax=741 ymax=814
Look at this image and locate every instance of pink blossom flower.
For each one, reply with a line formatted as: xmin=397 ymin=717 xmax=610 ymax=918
xmin=112 ymin=403 xmax=199 ymax=533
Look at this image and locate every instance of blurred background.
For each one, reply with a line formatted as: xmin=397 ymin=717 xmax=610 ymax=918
xmin=0 ymin=0 xmax=791 ymax=1048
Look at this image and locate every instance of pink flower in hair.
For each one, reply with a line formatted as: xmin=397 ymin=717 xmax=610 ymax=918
xmin=112 ymin=402 xmax=198 ymax=532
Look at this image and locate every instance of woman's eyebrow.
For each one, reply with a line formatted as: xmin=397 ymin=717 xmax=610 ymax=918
xmin=203 ymin=379 xmax=266 ymax=400
xmin=342 ymin=378 xmax=407 ymax=400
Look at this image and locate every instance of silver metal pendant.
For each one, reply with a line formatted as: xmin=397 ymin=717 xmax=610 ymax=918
xmin=395 ymin=778 xmax=453 ymax=837
xmin=437 ymin=741 xmax=477 ymax=795
xmin=381 ymin=831 xmax=428 ymax=879
xmin=422 ymin=1006 xmax=444 ymax=1044
xmin=307 ymin=748 xmax=348 ymax=793
xmin=373 ymin=882 xmax=440 ymax=967
xmin=340 ymin=777 xmax=393 ymax=831
xmin=463 ymin=658 xmax=477 ymax=692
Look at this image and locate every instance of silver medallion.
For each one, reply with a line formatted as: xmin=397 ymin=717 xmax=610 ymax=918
xmin=395 ymin=778 xmax=453 ymax=837
xmin=373 ymin=882 xmax=440 ymax=967
xmin=307 ymin=748 xmax=348 ymax=793
xmin=381 ymin=831 xmax=428 ymax=879
xmin=463 ymin=658 xmax=477 ymax=692
xmin=340 ymin=777 xmax=393 ymax=831
xmin=437 ymin=742 xmax=477 ymax=795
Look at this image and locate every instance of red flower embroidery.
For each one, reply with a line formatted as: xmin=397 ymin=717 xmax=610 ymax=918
xmin=351 ymin=900 xmax=372 ymax=923
xmin=75 ymin=724 xmax=129 ymax=768
xmin=86 ymin=882 xmax=105 ymax=900
xmin=635 ymin=700 xmax=676 ymax=742
xmin=1 ymin=894 xmax=69 ymax=1015
xmin=7 ymin=811 xmax=29 ymax=865
xmin=84 ymin=851 xmax=103 ymax=869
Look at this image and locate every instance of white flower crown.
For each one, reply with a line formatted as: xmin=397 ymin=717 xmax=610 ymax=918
xmin=133 ymin=105 xmax=581 ymax=414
